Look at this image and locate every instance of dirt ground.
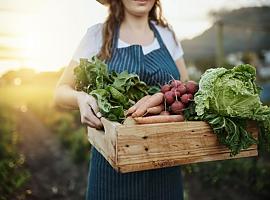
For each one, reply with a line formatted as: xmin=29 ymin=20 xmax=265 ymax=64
xmin=15 ymin=109 xmax=89 ymax=200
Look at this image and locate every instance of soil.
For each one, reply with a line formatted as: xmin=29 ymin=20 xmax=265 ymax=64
xmin=14 ymin=109 xmax=89 ymax=200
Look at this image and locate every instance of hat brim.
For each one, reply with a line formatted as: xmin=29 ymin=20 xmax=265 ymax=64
xmin=97 ymin=0 xmax=108 ymax=5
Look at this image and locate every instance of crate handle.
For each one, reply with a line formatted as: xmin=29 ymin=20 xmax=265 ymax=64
xmin=101 ymin=117 xmax=120 ymax=136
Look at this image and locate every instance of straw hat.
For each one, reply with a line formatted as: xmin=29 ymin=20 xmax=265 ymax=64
xmin=97 ymin=0 xmax=109 ymax=5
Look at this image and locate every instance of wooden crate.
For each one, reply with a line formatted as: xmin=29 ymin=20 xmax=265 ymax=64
xmin=87 ymin=118 xmax=258 ymax=173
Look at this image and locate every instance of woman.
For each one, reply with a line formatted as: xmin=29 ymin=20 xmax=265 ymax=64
xmin=54 ymin=0 xmax=189 ymax=199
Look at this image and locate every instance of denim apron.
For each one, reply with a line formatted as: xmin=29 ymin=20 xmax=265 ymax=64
xmin=86 ymin=21 xmax=183 ymax=200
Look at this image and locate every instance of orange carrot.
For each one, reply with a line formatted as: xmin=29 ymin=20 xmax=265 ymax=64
xmin=160 ymin=110 xmax=170 ymax=115
xmin=123 ymin=116 xmax=137 ymax=125
xmin=132 ymin=92 xmax=164 ymax=117
xmin=146 ymin=104 xmax=165 ymax=115
xmin=126 ymin=95 xmax=151 ymax=115
xmin=134 ymin=114 xmax=184 ymax=124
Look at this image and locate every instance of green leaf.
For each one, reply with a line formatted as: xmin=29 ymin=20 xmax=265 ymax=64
xmin=74 ymin=56 xmax=150 ymax=122
xmin=147 ymin=85 xmax=160 ymax=95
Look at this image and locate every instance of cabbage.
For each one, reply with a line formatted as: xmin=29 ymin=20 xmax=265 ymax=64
xmin=193 ymin=64 xmax=270 ymax=155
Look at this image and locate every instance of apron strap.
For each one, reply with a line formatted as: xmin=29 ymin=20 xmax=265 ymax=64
xmin=149 ymin=21 xmax=166 ymax=49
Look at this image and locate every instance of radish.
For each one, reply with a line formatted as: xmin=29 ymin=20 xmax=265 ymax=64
xmin=164 ymin=91 xmax=175 ymax=105
xmin=171 ymin=87 xmax=178 ymax=93
xmin=171 ymin=80 xmax=182 ymax=88
xmin=178 ymin=84 xmax=187 ymax=94
xmin=171 ymin=87 xmax=181 ymax=97
xmin=173 ymin=91 xmax=181 ymax=98
xmin=170 ymin=101 xmax=185 ymax=114
xmin=181 ymin=94 xmax=192 ymax=104
xmin=161 ymin=84 xmax=171 ymax=94
xmin=187 ymin=93 xmax=193 ymax=100
xmin=186 ymin=80 xmax=199 ymax=94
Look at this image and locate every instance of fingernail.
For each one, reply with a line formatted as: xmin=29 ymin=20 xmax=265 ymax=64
xmin=96 ymin=112 xmax=102 ymax=118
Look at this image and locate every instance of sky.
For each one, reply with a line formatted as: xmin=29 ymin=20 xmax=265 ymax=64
xmin=0 ymin=0 xmax=269 ymax=75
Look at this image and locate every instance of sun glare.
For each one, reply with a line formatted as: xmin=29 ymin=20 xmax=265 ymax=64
xmin=1 ymin=0 xmax=267 ymax=75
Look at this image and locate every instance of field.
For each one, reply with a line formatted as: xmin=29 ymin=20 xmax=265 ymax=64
xmin=0 ymin=81 xmax=270 ymax=200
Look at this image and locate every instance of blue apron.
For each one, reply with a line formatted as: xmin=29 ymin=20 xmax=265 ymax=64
xmin=86 ymin=21 xmax=183 ymax=200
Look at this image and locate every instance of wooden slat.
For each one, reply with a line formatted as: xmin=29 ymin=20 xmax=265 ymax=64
xmin=117 ymin=145 xmax=258 ymax=165
xmin=87 ymin=118 xmax=259 ymax=173
xmin=116 ymin=121 xmax=258 ymax=166
xmin=87 ymin=117 xmax=119 ymax=169
xmin=118 ymin=149 xmax=258 ymax=173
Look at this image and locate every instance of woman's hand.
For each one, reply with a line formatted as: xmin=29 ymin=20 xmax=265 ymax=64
xmin=76 ymin=91 xmax=103 ymax=129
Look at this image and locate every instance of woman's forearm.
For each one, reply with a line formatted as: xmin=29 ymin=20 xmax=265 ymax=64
xmin=53 ymin=60 xmax=85 ymax=110
xmin=53 ymin=84 xmax=83 ymax=110
xmin=175 ymin=58 xmax=189 ymax=82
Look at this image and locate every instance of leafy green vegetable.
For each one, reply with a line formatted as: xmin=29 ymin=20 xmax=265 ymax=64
xmin=192 ymin=64 xmax=270 ymax=155
xmin=74 ymin=56 xmax=152 ymax=122
xmin=74 ymin=57 xmax=112 ymax=93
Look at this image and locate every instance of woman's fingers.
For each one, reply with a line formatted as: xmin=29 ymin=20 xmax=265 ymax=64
xmin=81 ymin=117 xmax=96 ymax=128
xmin=87 ymin=109 xmax=103 ymax=128
xmin=87 ymin=95 xmax=102 ymax=118
xmin=81 ymin=107 xmax=103 ymax=129
xmin=77 ymin=92 xmax=103 ymax=129
xmin=127 ymin=95 xmax=151 ymax=115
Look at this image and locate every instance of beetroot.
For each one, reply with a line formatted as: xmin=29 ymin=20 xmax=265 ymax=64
xmin=186 ymin=80 xmax=198 ymax=94
xmin=161 ymin=84 xmax=171 ymax=94
xmin=170 ymin=101 xmax=185 ymax=114
xmin=164 ymin=91 xmax=175 ymax=105
xmin=178 ymin=84 xmax=187 ymax=94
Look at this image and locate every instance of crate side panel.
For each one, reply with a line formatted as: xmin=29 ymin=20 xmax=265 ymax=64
xmin=118 ymin=148 xmax=258 ymax=173
xmin=116 ymin=122 xmax=258 ymax=166
xmin=87 ymin=118 xmax=119 ymax=170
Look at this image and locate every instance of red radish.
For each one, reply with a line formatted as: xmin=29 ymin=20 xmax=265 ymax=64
xmin=171 ymin=87 xmax=178 ymax=92
xmin=164 ymin=91 xmax=175 ymax=105
xmin=178 ymin=84 xmax=187 ymax=94
xmin=171 ymin=87 xmax=181 ymax=96
xmin=187 ymin=93 xmax=193 ymax=100
xmin=181 ymin=94 xmax=192 ymax=104
xmin=171 ymin=80 xmax=182 ymax=88
xmin=173 ymin=91 xmax=181 ymax=98
xmin=186 ymin=80 xmax=199 ymax=94
xmin=170 ymin=101 xmax=185 ymax=114
xmin=161 ymin=84 xmax=171 ymax=94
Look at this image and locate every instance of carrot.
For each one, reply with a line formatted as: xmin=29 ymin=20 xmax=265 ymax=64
xmin=132 ymin=92 xmax=164 ymax=117
xmin=160 ymin=110 xmax=170 ymax=115
xmin=126 ymin=95 xmax=151 ymax=116
xmin=134 ymin=114 xmax=184 ymax=124
xmin=146 ymin=104 xmax=165 ymax=115
xmin=123 ymin=116 xmax=137 ymax=125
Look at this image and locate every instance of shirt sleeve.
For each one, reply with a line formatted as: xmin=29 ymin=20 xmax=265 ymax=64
xmin=171 ymin=38 xmax=184 ymax=61
xmin=72 ymin=23 xmax=103 ymax=63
